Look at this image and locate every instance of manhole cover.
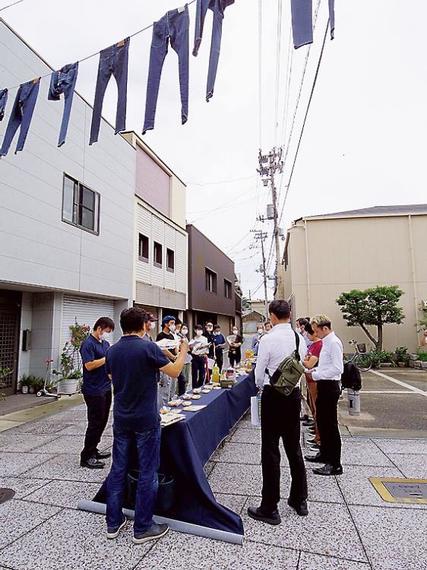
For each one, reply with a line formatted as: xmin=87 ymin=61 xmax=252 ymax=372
xmin=0 ymin=488 xmax=15 ymax=504
xmin=369 ymin=477 xmax=427 ymax=505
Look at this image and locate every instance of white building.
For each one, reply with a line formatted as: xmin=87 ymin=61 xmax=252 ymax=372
xmin=0 ymin=20 xmax=135 ymax=392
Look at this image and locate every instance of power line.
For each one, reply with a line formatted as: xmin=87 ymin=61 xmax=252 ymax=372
xmin=1 ymin=0 xmax=198 ymax=91
xmin=187 ymin=174 xmax=255 ymax=187
xmin=0 ymin=0 xmax=23 ymax=12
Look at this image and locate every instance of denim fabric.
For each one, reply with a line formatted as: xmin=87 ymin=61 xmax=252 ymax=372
xmin=291 ymin=0 xmax=335 ymax=49
xmin=193 ymin=0 xmax=234 ymax=101
xmin=143 ymin=6 xmax=189 ymax=134
xmin=90 ymin=38 xmax=129 ymax=145
xmin=0 ymin=79 xmax=40 ymax=156
xmin=106 ymin=424 xmax=161 ymax=533
xmin=48 ymin=62 xmax=79 ymax=147
xmin=0 ymin=88 xmax=8 ymax=121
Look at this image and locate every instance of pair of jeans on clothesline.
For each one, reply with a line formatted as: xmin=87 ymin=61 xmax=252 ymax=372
xmin=48 ymin=62 xmax=79 ymax=147
xmin=291 ymin=0 xmax=335 ymax=49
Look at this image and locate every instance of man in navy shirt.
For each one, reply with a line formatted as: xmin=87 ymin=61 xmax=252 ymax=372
xmin=105 ymin=307 xmax=188 ymax=544
xmin=80 ymin=316 xmax=115 ymax=469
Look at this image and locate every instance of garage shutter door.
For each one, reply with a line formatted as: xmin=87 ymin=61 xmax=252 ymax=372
xmin=61 ymin=295 xmax=115 ymax=348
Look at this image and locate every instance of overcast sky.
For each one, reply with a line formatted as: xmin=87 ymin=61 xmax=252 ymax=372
xmin=2 ymin=0 xmax=426 ymax=300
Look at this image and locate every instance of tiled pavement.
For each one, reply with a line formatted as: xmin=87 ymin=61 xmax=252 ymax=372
xmin=0 ymin=404 xmax=426 ymax=570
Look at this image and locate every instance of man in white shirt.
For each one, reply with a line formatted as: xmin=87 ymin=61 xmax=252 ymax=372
xmin=247 ymin=301 xmax=308 ymax=525
xmin=305 ymin=315 xmax=344 ymax=476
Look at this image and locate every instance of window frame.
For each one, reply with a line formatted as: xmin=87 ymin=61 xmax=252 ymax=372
xmin=62 ymin=174 xmax=100 ymax=235
xmin=153 ymin=241 xmax=163 ymax=268
xmin=166 ymin=248 xmax=175 ymax=273
xmin=138 ymin=233 xmax=149 ymax=263
xmin=205 ymin=268 xmax=218 ymax=294
xmin=224 ymin=279 xmax=232 ymax=299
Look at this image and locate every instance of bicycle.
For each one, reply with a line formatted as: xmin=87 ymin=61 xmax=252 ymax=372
xmin=347 ymin=340 xmax=372 ymax=372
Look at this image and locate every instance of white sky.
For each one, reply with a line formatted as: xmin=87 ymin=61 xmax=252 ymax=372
xmin=2 ymin=0 xmax=427 ymax=300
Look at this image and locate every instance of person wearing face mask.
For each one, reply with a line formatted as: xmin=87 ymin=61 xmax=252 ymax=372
xmin=179 ymin=324 xmax=192 ymax=391
xmin=228 ymin=326 xmax=243 ymax=368
xmin=190 ymin=325 xmax=209 ymax=388
xmin=252 ymin=324 xmax=265 ymax=355
xmin=142 ymin=313 xmax=157 ymax=342
xmin=80 ymin=317 xmax=115 ymax=469
xmin=213 ymin=324 xmax=227 ymax=371
xmin=156 ymin=316 xmax=178 ymax=403
xmin=173 ymin=319 xmax=186 ymax=396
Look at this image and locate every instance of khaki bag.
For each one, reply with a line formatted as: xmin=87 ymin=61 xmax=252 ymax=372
xmin=269 ymin=331 xmax=305 ymax=396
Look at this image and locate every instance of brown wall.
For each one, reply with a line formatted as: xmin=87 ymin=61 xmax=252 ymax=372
xmin=187 ymin=225 xmax=235 ymax=317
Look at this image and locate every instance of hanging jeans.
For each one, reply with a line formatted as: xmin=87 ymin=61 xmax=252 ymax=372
xmin=143 ymin=6 xmax=189 ymax=134
xmin=0 ymin=88 xmax=8 ymax=121
xmin=0 ymin=79 xmax=40 ymax=156
xmin=89 ymin=38 xmax=129 ymax=145
xmin=48 ymin=62 xmax=79 ymax=147
xmin=291 ymin=0 xmax=335 ymax=49
xmin=193 ymin=0 xmax=234 ymax=101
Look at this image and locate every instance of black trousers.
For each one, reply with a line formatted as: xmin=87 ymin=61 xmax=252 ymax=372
xmin=229 ymin=349 xmax=241 ymax=368
xmin=260 ymin=386 xmax=308 ymax=513
xmin=81 ymin=390 xmax=112 ymax=462
xmin=177 ymin=372 xmax=186 ymax=396
xmin=215 ymin=349 xmax=223 ymax=371
xmin=316 ymin=380 xmax=342 ymax=467
xmin=191 ymin=355 xmax=206 ymax=389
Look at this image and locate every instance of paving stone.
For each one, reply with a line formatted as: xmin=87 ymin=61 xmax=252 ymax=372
xmin=23 ymin=453 xmax=109 ymax=483
xmin=0 ymin=452 xmax=52 ymax=477
xmin=33 ymin=434 xmax=113 ymax=454
xmin=214 ymin=493 xmax=248 ymax=515
xmin=350 ymin=505 xmax=427 ymax=570
xmin=56 ymin=421 xmax=113 ymax=437
xmin=135 ymin=532 xmax=300 ymax=570
xmin=337 ymin=465 xmax=427 ymax=510
xmin=0 ymin=500 xmax=60 ymax=550
xmin=0 ymin=433 xmax=60 ymax=453
xmin=0 ymin=509 xmax=150 ymax=570
xmin=0 ymin=476 xmax=50 ymax=499
xmin=213 ymin=442 xmax=261 ymax=465
xmin=298 ymin=552 xmax=370 ymax=569
xmin=11 ymin=419 xmax=74 ymax=435
xmin=372 ymin=438 xmax=427 ymax=456
xmin=387 ymin=453 xmax=427 ymax=478
xmin=340 ymin=439 xmax=394 ymax=467
xmin=229 ymin=427 xmax=261 ymax=444
xmin=209 ymin=463 xmax=343 ymax=504
xmin=243 ymin=499 xmax=367 ymax=562
xmin=23 ymin=480 xmax=101 ymax=509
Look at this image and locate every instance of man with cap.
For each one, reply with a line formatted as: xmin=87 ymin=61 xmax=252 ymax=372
xmin=142 ymin=312 xmax=158 ymax=342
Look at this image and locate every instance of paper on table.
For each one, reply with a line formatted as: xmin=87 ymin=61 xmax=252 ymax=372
xmin=182 ymin=405 xmax=207 ymax=412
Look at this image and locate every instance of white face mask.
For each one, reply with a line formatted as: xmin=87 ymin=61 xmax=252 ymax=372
xmin=181 ymin=328 xmax=188 ymax=336
xmin=257 ymin=329 xmax=263 ymax=334
xmin=149 ymin=321 xmax=156 ymax=330
xmin=169 ymin=325 xmax=176 ymax=333
xmin=100 ymin=333 xmax=109 ymax=341
xmin=196 ymin=330 xmax=203 ymax=337
xmin=206 ymin=327 xmax=213 ymax=332
xmin=232 ymin=329 xmax=238 ymax=335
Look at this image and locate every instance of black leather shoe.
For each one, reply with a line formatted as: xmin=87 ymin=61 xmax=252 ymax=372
xmin=302 ymin=419 xmax=315 ymax=427
xmin=312 ymin=464 xmax=343 ymax=476
xmin=304 ymin=452 xmax=326 ymax=463
xmin=80 ymin=457 xmax=105 ymax=469
xmin=287 ymin=498 xmax=308 ymax=516
xmin=95 ymin=450 xmax=111 ymax=460
xmin=247 ymin=506 xmax=281 ymax=525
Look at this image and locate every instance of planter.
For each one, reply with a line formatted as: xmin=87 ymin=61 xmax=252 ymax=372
xmin=397 ymin=362 xmax=407 ymax=368
xmin=21 ymin=385 xmax=29 ymax=394
xmin=28 ymin=386 xmax=35 ymax=394
xmin=421 ymin=362 xmax=427 ymax=370
xmin=379 ymin=363 xmax=393 ymax=368
xmin=414 ymin=361 xmax=423 ymax=369
xmin=409 ymin=353 xmax=419 ymax=361
xmin=409 ymin=360 xmax=415 ymax=368
xmin=56 ymin=378 xmax=79 ymax=395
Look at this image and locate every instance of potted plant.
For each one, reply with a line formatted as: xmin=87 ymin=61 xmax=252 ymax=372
xmin=395 ymin=346 xmax=409 ymax=368
xmin=20 ymin=373 xmax=32 ymax=394
xmin=52 ymin=343 xmax=82 ymax=395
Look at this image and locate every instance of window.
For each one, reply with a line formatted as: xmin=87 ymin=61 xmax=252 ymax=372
xmin=138 ymin=234 xmax=149 ymax=262
xmin=205 ymin=268 xmax=217 ymax=293
xmin=62 ymin=174 xmax=100 ymax=234
xmin=154 ymin=242 xmax=163 ymax=267
xmin=224 ymin=279 xmax=232 ymax=299
xmin=166 ymin=248 xmax=175 ymax=272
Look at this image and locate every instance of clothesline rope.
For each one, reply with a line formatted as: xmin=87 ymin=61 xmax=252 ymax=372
xmin=1 ymin=0 xmax=197 ymax=91
xmin=0 ymin=0 xmax=23 ymax=12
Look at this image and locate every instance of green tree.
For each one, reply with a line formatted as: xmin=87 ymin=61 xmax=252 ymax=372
xmin=337 ymin=285 xmax=404 ymax=352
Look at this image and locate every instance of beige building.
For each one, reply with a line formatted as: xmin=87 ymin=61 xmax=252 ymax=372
xmin=278 ymin=205 xmax=427 ymax=352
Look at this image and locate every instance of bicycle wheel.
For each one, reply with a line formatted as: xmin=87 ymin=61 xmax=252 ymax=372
xmin=354 ymin=353 xmax=372 ymax=372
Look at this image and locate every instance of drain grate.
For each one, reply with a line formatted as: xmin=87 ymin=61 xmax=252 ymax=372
xmin=369 ymin=477 xmax=427 ymax=505
xmin=0 ymin=488 xmax=15 ymax=504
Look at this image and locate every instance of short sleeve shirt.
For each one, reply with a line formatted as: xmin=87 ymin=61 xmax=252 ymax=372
xmin=106 ymin=335 xmax=169 ymax=431
xmin=80 ymin=335 xmax=111 ymax=396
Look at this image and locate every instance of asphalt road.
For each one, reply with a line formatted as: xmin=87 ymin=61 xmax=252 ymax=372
xmin=339 ymin=368 xmax=427 ymax=438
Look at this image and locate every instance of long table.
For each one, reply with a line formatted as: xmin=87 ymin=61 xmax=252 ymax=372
xmin=78 ymin=373 xmax=257 ymax=544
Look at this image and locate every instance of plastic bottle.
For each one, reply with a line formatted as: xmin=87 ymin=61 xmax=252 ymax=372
xmin=212 ymin=363 xmax=220 ymax=383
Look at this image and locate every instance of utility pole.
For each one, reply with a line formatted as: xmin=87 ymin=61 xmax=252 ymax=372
xmin=251 ymin=230 xmax=269 ymax=319
xmin=257 ymin=147 xmax=283 ymax=297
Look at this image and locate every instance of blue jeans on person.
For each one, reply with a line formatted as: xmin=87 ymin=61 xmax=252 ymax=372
xmin=106 ymin=424 xmax=161 ymax=534
xmin=48 ymin=62 xmax=79 ymax=147
xmin=143 ymin=6 xmax=189 ymax=134
xmin=0 ymin=88 xmax=8 ymax=121
xmin=0 ymin=79 xmax=40 ymax=156
xmin=193 ymin=0 xmax=234 ymax=101
xmin=90 ymin=38 xmax=129 ymax=145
